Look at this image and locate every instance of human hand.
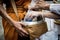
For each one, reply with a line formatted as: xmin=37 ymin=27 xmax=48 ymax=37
xmin=12 ymin=21 xmax=29 ymax=37
xmin=24 ymin=11 xmax=42 ymax=21
xmin=30 ymin=1 xmax=50 ymax=10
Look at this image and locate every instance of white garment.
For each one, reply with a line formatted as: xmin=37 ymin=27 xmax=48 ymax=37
xmin=50 ymin=4 xmax=60 ymax=15
xmin=27 ymin=1 xmax=59 ymax=40
xmin=40 ymin=18 xmax=58 ymax=40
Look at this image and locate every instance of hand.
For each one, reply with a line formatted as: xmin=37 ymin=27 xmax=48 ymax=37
xmin=12 ymin=21 xmax=29 ymax=37
xmin=30 ymin=1 xmax=50 ymax=10
xmin=25 ymin=11 xmax=42 ymax=21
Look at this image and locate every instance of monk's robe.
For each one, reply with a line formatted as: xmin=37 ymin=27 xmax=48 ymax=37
xmin=2 ymin=0 xmax=31 ymax=40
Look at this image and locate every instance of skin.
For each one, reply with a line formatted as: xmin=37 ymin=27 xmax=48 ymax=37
xmin=0 ymin=3 xmax=28 ymax=37
xmin=29 ymin=0 xmax=60 ymax=19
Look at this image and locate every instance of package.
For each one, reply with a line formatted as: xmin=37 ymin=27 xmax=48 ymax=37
xmin=21 ymin=10 xmax=48 ymax=40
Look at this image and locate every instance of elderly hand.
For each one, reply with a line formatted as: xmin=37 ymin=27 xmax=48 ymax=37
xmin=30 ymin=1 xmax=50 ymax=10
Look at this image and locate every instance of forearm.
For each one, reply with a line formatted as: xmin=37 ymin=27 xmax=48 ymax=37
xmin=40 ymin=11 xmax=60 ymax=19
xmin=0 ymin=5 xmax=15 ymax=25
xmin=43 ymin=4 xmax=60 ymax=19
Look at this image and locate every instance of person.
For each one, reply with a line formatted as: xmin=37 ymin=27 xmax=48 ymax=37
xmin=26 ymin=0 xmax=60 ymax=40
xmin=0 ymin=0 xmax=31 ymax=40
xmin=29 ymin=0 xmax=60 ymax=19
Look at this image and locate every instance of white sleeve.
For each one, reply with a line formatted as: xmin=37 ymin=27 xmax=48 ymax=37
xmin=50 ymin=4 xmax=60 ymax=15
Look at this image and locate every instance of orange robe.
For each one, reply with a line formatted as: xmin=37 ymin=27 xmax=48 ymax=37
xmin=2 ymin=0 xmax=31 ymax=40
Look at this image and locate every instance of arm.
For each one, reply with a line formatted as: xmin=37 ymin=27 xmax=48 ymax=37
xmin=0 ymin=4 xmax=28 ymax=37
xmin=40 ymin=11 xmax=60 ymax=19
xmin=0 ymin=5 xmax=14 ymax=24
xmin=41 ymin=4 xmax=60 ymax=19
xmin=29 ymin=2 xmax=60 ymax=19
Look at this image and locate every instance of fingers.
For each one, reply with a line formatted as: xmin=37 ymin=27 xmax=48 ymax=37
xmin=19 ymin=32 xmax=23 ymax=37
xmin=19 ymin=31 xmax=27 ymax=37
xmin=20 ymin=29 xmax=29 ymax=37
xmin=18 ymin=31 xmax=28 ymax=37
xmin=19 ymin=26 xmax=29 ymax=37
xmin=13 ymin=21 xmax=29 ymax=37
xmin=20 ymin=31 xmax=29 ymax=37
xmin=16 ymin=25 xmax=29 ymax=37
xmin=15 ymin=22 xmax=28 ymax=34
xmin=20 ymin=28 xmax=28 ymax=35
xmin=16 ymin=28 xmax=29 ymax=37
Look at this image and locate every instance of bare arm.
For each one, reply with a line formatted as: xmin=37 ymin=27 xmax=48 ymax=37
xmin=40 ymin=11 xmax=60 ymax=19
xmin=0 ymin=4 xmax=28 ymax=37
xmin=29 ymin=1 xmax=60 ymax=19
xmin=41 ymin=4 xmax=60 ymax=19
xmin=0 ymin=4 xmax=15 ymax=24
